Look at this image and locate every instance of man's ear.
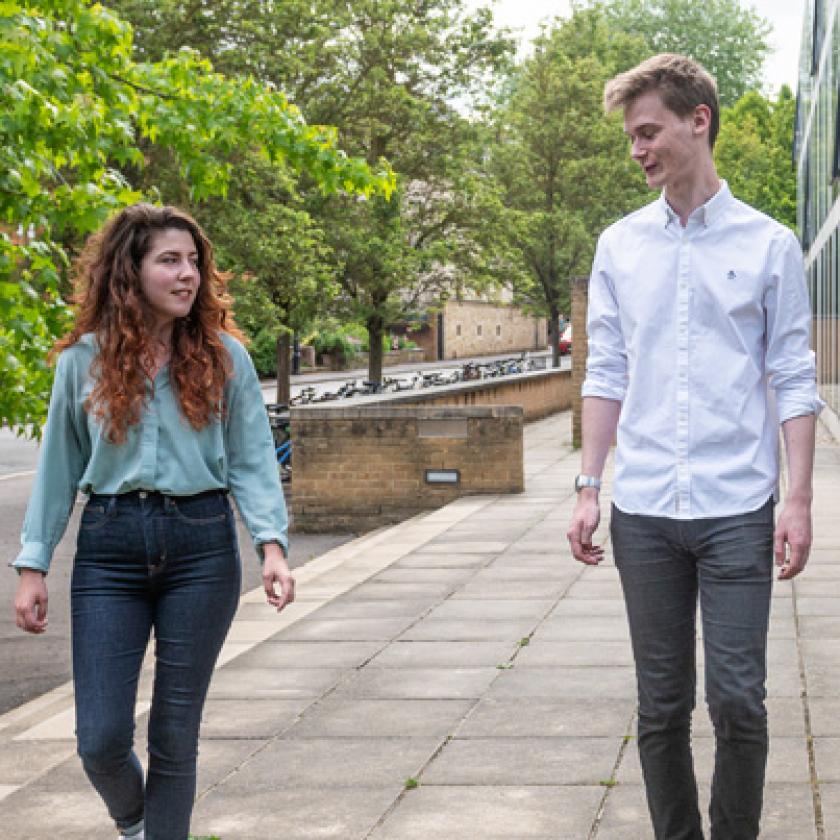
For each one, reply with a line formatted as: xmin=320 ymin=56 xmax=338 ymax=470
xmin=692 ymin=104 xmax=712 ymax=139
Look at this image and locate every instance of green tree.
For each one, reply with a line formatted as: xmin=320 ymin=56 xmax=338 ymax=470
xmin=111 ymin=0 xmax=508 ymax=384
xmin=201 ymin=154 xmax=337 ymax=402
xmin=308 ymin=0 xmax=512 ymax=382
xmin=592 ymin=0 xmax=772 ymax=107
xmin=715 ymin=87 xmax=797 ymax=229
xmin=479 ymin=10 xmax=648 ymax=366
xmin=1 ymin=0 xmax=392 ymax=434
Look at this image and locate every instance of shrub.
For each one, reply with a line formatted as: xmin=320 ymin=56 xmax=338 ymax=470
xmin=312 ymin=329 xmax=358 ymax=362
xmin=250 ymin=328 xmax=281 ymax=378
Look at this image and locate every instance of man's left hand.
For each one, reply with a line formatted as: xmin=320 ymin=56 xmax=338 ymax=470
xmin=774 ymin=498 xmax=812 ymax=581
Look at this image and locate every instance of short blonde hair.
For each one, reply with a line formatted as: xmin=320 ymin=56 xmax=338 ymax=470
xmin=604 ymin=53 xmax=720 ymax=148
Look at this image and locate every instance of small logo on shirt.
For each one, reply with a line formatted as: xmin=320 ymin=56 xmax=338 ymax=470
xmin=726 ymin=270 xmax=737 ymax=280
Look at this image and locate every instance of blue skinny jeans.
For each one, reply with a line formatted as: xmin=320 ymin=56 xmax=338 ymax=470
xmin=71 ymin=489 xmax=240 ymax=840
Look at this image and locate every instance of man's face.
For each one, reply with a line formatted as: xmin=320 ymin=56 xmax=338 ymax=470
xmin=623 ymin=90 xmax=708 ymax=191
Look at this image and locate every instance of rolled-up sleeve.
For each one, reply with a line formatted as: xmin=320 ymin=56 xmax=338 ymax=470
xmin=224 ymin=341 xmax=289 ymax=560
xmin=582 ymin=236 xmax=628 ymax=402
xmin=14 ymin=352 xmax=87 ymax=574
xmin=765 ymin=228 xmax=824 ymax=423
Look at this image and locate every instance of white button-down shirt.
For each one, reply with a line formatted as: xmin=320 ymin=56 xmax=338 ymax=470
xmin=583 ymin=182 xmax=823 ymax=519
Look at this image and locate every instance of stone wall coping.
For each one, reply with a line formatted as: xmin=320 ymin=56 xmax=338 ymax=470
xmin=290 ymin=366 xmax=570 ymax=414
xmin=290 ymin=404 xmax=524 ymax=421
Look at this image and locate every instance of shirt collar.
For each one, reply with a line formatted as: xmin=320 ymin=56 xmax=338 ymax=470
xmin=659 ymin=180 xmax=732 ymax=229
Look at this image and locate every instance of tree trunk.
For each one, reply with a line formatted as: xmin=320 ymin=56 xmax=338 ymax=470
xmin=547 ymin=302 xmax=561 ymax=368
xmin=367 ymin=314 xmax=385 ymax=384
xmin=275 ymin=331 xmax=291 ymax=405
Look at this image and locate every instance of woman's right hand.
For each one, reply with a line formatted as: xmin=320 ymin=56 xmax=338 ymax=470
xmin=14 ymin=569 xmax=49 ymax=634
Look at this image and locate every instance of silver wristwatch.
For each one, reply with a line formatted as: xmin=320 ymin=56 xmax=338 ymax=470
xmin=574 ymin=474 xmax=602 ymax=492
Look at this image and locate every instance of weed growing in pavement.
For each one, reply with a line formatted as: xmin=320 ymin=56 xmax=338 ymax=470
xmin=405 ymin=777 xmax=420 ymax=789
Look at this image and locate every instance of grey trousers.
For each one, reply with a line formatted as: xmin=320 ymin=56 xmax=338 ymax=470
xmin=610 ymin=498 xmax=775 ymax=840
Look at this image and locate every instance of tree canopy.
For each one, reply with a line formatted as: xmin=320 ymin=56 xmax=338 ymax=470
xmin=1 ymin=0 xmax=393 ymax=433
xmin=477 ymin=9 xmax=649 ymax=365
xmin=592 ymin=0 xmax=772 ymax=107
xmin=715 ymin=87 xmax=797 ymax=230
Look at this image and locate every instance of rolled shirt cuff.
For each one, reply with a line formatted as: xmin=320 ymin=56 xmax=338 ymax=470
xmin=11 ymin=542 xmax=51 ymax=575
xmin=581 ymin=378 xmax=627 ymax=402
xmin=254 ymin=533 xmax=289 ymax=560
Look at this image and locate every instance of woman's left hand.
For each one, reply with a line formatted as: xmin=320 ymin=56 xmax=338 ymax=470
xmin=261 ymin=543 xmax=295 ymax=612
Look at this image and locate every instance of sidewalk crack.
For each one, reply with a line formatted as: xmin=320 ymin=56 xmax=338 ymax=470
xmin=792 ymin=577 xmax=825 ymax=840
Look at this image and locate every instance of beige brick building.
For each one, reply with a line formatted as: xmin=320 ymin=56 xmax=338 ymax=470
xmin=405 ymin=299 xmax=548 ymax=361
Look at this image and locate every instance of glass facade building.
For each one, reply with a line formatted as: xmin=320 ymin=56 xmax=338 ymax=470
xmin=796 ymin=0 xmax=840 ymax=422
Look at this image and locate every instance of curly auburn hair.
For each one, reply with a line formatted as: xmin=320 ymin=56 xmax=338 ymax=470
xmin=55 ymin=203 xmax=245 ymax=444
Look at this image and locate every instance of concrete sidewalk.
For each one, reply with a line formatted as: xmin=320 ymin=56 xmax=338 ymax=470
xmin=1 ymin=411 xmax=838 ymax=839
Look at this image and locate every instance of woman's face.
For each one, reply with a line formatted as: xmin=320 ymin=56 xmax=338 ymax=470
xmin=138 ymin=227 xmax=201 ymax=335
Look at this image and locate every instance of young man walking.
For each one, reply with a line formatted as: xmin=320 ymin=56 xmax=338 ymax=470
xmin=566 ymin=54 xmax=821 ymax=840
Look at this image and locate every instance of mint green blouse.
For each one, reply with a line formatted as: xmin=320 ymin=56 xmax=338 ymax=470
xmin=14 ymin=332 xmax=288 ymax=574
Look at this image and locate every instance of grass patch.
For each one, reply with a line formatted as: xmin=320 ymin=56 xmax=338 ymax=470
xmin=405 ymin=777 xmax=420 ymax=790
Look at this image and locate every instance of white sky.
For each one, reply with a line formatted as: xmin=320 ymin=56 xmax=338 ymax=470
xmin=468 ymin=0 xmax=806 ymax=94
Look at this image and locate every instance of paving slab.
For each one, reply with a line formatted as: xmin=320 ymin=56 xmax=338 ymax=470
xmin=339 ymin=667 xmax=499 ymax=700
xmin=370 ymin=567 xmax=477 ymax=585
xmin=191 ymin=785 xmax=401 ymax=839
xmin=456 ymin=697 xmax=634 ymax=738
xmin=393 ymin=553 xmax=491 ymax=569
xmin=206 ymin=667 xmax=343 ymax=699
xmin=487 ymin=667 xmax=637 ymax=700
xmin=514 ymin=640 xmax=634 ymax=668
xmin=423 ymin=736 xmax=622 ymax=785
xmin=220 ymin=736 xmax=440 ymax=789
xmin=342 ymin=582 xmax=456 ymax=601
xmin=398 ymin=618 xmax=536 ymax=642
xmin=548 ymin=598 xmax=628 ymax=617
xmin=274 ymin=617 xmax=415 ymax=641
xmin=285 ymin=698 xmax=473 ymax=738
xmin=368 ymin=786 xmax=604 ymax=839
xmin=225 ymin=639 xmax=383 ymax=669
xmin=809 ymin=697 xmax=840 ymax=736
xmin=453 ymin=579 xmax=575 ymax=600
xmin=368 ymin=640 xmax=516 ymax=669
xmin=301 ymin=599 xmax=432 ymax=620
xmin=423 ymin=598 xmax=554 ymax=621
xmin=199 ymin=698 xmax=312 ymax=738
xmin=536 ymin=615 xmax=635 ymax=641
xmin=417 ymin=541 xmax=511 ymax=554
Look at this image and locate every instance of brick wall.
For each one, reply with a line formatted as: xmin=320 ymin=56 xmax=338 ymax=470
xmin=442 ymin=301 xmax=547 ymax=359
xmin=396 ymin=369 xmax=573 ymax=422
xmin=570 ymin=276 xmax=588 ymax=448
xmin=291 ymin=406 xmax=524 ymax=533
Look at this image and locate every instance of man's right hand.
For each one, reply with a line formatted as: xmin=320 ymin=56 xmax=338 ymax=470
xmin=14 ymin=569 xmax=48 ymax=634
xmin=566 ymin=489 xmax=605 ymax=565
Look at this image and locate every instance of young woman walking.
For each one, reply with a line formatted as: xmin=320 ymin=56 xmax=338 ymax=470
xmin=13 ymin=203 xmax=295 ymax=840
